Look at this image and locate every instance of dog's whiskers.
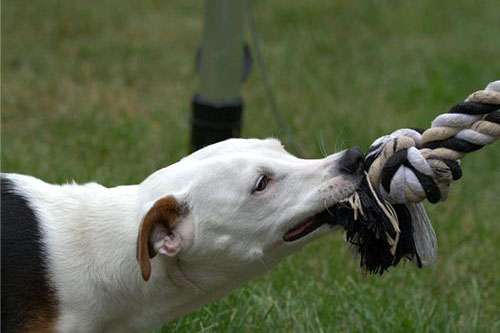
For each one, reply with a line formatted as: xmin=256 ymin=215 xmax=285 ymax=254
xmin=333 ymin=126 xmax=347 ymax=153
xmin=318 ymin=132 xmax=329 ymax=158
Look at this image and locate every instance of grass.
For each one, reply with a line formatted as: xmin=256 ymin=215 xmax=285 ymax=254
xmin=2 ymin=0 xmax=500 ymax=331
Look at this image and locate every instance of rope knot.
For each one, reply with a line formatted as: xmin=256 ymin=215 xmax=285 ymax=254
xmin=326 ymin=80 xmax=499 ymax=274
xmin=365 ymin=81 xmax=500 ymax=205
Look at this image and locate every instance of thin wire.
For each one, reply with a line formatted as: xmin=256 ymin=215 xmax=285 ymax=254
xmin=244 ymin=0 xmax=306 ymax=157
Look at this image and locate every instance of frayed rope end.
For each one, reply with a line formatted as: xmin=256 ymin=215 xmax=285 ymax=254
xmin=319 ymin=174 xmax=422 ymax=275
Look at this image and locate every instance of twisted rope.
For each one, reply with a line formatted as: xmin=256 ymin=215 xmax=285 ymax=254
xmin=333 ymin=80 xmax=499 ymax=274
xmin=365 ymin=80 xmax=500 ymax=205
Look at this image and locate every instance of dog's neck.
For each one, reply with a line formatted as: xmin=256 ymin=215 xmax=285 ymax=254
xmin=50 ymin=181 xmax=253 ymax=330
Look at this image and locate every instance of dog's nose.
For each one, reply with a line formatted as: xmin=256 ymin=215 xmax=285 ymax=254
xmin=339 ymin=147 xmax=365 ymax=174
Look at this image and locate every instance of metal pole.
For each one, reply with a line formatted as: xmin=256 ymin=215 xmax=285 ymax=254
xmin=190 ymin=0 xmax=246 ymax=151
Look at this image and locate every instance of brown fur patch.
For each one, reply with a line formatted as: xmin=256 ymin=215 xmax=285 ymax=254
xmin=20 ymin=309 xmax=56 ymax=333
xmin=136 ymin=196 xmax=182 ymax=281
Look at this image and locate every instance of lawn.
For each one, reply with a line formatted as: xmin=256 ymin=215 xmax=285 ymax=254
xmin=2 ymin=0 xmax=499 ymax=332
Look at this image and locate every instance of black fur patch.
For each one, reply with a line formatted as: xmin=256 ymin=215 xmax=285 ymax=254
xmin=1 ymin=177 xmax=57 ymax=332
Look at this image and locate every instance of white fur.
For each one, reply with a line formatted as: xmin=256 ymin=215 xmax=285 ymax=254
xmin=4 ymin=138 xmax=361 ymax=332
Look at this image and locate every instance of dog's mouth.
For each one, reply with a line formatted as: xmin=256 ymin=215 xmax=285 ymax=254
xmin=285 ymin=176 xmax=423 ymax=274
xmin=283 ymin=186 xmax=361 ymax=242
xmin=282 ymin=203 xmax=351 ymax=242
xmin=283 ymin=216 xmax=326 ymax=242
xmin=282 ymin=160 xmax=427 ymax=274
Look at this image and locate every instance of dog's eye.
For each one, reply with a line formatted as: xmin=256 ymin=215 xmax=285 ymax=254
xmin=253 ymin=175 xmax=269 ymax=193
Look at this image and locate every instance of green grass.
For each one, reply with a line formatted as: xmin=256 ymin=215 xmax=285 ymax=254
xmin=2 ymin=0 xmax=500 ymax=332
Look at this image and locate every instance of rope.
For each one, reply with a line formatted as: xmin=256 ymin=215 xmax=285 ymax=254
xmin=365 ymin=80 xmax=500 ymax=205
xmin=333 ymin=80 xmax=500 ymax=274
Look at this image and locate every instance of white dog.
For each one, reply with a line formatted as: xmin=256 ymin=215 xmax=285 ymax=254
xmin=1 ymin=138 xmax=364 ymax=332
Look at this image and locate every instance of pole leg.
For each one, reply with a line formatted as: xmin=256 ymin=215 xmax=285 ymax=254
xmin=190 ymin=0 xmax=246 ymax=152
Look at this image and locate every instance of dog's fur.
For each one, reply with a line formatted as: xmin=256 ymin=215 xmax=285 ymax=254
xmin=1 ymin=138 xmax=362 ymax=332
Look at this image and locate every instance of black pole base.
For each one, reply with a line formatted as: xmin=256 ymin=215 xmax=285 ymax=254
xmin=190 ymin=94 xmax=243 ymax=152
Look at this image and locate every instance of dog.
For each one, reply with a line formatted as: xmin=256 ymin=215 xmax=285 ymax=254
xmin=1 ymin=138 xmax=365 ymax=332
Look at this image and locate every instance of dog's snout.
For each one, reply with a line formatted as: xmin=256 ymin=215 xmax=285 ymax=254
xmin=339 ymin=147 xmax=365 ymax=174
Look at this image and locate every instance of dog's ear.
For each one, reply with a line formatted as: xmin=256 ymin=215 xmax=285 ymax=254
xmin=136 ymin=196 xmax=184 ymax=281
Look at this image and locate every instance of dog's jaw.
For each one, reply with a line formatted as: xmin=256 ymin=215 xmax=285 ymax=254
xmin=280 ymin=173 xmax=362 ymax=244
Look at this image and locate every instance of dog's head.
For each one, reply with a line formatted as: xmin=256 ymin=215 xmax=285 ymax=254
xmin=136 ymin=138 xmax=364 ymax=281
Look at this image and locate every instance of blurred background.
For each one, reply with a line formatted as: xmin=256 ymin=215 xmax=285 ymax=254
xmin=2 ymin=0 xmax=499 ymax=331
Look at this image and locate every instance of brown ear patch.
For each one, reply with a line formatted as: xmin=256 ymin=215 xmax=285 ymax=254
xmin=136 ymin=196 xmax=183 ymax=281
